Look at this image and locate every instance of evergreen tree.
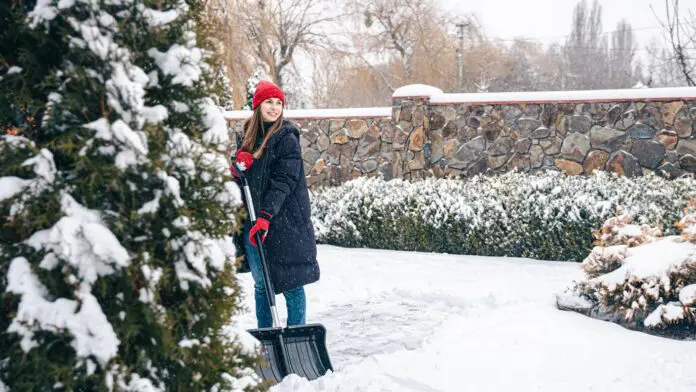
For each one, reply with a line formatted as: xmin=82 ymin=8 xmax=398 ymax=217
xmin=211 ymin=66 xmax=236 ymax=110
xmin=0 ymin=0 xmax=261 ymax=390
xmin=242 ymin=70 xmax=261 ymax=111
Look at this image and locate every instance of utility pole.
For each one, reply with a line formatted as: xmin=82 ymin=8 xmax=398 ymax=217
xmin=455 ymin=21 xmax=468 ymax=90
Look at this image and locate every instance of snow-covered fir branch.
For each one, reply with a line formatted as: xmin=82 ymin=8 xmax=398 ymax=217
xmin=0 ymin=0 xmax=258 ymax=389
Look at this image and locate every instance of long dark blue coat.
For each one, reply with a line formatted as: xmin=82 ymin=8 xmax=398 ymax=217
xmin=238 ymin=120 xmax=320 ymax=294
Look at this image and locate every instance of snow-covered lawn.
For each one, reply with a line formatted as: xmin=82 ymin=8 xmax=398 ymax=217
xmin=235 ymin=245 xmax=696 ymax=392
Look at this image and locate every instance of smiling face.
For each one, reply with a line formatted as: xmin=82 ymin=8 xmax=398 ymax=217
xmin=260 ymin=98 xmax=283 ymax=122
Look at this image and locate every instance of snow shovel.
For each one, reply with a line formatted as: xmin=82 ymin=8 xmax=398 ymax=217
xmin=233 ymin=160 xmax=333 ymax=384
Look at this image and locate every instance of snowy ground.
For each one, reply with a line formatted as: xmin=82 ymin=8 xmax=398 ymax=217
xmin=234 ymin=245 xmax=696 ymax=392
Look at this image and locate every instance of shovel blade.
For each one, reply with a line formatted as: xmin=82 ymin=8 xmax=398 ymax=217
xmin=249 ymin=324 xmax=333 ymax=384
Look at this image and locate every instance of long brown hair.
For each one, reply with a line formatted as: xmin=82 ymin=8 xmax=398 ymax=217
xmin=241 ymin=106 xmax=283 ymax=159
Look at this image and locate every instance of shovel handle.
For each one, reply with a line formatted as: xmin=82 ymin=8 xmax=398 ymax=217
xmin=234 ymin=162 xmax=281 ymax=328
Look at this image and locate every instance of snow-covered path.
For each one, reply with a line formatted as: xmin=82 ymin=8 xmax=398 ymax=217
xmin=235 ymin=245 xmax=696 ymax=391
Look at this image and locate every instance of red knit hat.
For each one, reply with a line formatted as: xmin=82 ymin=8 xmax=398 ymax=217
xmin=252 ymin=80 xmax=286 ymax=110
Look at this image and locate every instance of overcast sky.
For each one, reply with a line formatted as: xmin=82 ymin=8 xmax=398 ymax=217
xmin=445 ymin=0 xmax=696 ymax=51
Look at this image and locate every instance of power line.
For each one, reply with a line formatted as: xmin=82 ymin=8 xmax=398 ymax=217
xmin=474 ymin=23 xmax=696 ymax=54
xmin=509 ymin=44 xmax=696 ymax=53
xmin=484 ymin=22 xmax=692 ymax=45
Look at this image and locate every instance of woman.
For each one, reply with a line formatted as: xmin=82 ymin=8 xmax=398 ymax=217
xmin=230 ymin=80 xmax=320 ymax=328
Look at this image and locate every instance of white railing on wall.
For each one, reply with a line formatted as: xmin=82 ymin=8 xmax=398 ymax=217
xmin=430 ymin=87 xmax=696 ymax=105
xmin=392 ymin=84 xmax=696 ymax=104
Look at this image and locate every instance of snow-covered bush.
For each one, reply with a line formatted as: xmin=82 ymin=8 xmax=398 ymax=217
xmin=677 ymin=201 xmax=696 ymax=242
xmin=310 ymin=170 xmax=696 ymax=261
xmin=563 ymin=206 xmax=696 ymax=334
xmin=581 ymin=245 xmax=628 ymax=279
xmin=581 ymin=215 xmax=663 ymax=278
xmin=592 ymin=213 xmax=662 ymax=248
xmin=1 ymin=1 xmax=259 ymax=390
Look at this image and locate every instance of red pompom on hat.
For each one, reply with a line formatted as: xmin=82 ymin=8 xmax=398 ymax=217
xmin=252 ymin=80 xmax=286 ymax=110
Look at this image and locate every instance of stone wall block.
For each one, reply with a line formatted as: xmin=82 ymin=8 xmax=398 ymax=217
xmin=607 ymin=150 xmax=642 ymax=177
xmin=590 ymin=126 xmax=626 ymax=152
xmin=561 ymin=132 xmax=591 ymax=162
xmin=555 ymin=159 xmax=584 ymax=175
xmin=662 ymin=101 xmax=684 ymax=126
xmin=408 ymin=127 xmax=425 ymax=151
xmin=679 ymin=154 xmax=696 ymax=172
xmin=631 ymin=140 xmax=666 ymax=169
xmin=584 ymin=150 xmax=609 ymax=174
xmin=568 ymin=115 xmax=592 ymax=133
xmin=330 ymin=128 xmax=350 ymax=144
xmin=346 ymin=119 xmax=368 ymax=139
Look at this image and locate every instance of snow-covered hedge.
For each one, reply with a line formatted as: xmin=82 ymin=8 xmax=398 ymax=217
xmin=310 ymin=171 xmax=696 ymax=261
xmin=559 ymin=206 xmax=696 ymax=335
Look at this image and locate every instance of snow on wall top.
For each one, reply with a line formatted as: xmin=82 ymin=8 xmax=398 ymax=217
xmin=429 ymin=86 xmax=696 ymax=105
xmin=224 ymin=107 xmax=392 ymax=120
xmin=392 ymin=84 xmax=444 ymax=98
xmin=225 ymin=86 xmax=696 ymax=121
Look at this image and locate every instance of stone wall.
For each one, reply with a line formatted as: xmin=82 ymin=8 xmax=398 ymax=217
xmin=225 ymin=86 xmax=696 ymax=187
xmin=226 ymin=110 xmax=394 ymax=187
xmin=421 ymin=99 xmax=696 ymax=179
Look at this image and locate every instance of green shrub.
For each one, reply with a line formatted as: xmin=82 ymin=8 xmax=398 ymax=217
xmin=311 ymin=171 xmax=696 ymax=261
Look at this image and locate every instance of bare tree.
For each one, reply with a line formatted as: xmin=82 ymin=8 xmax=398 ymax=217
xmin=356 ymin=0 xmax=421 ymax=82
xmin=563 ymin=0 xmax=609 ymax=90
xmin=236 ymin=0 xmax=343 ymax=90
xmin=538 ymin=43 xmax=567 ymax=90
xmin=203 ymin=0 xmax=257 ymax=107
xmin=651 ymin=0 xmax=696 ymax=86
xmin=645 ymin=38 xmax=674 ymax=86
xmin=202 ymin=0 xmax=345 ymax=108
xmin=346 ymin=0 xmax=472 ymax=88
xmin=310 ymin=0 xmax=478 ymax=106
xmin=460 ymin=42 xmax=507 ymax=92
xmin=311 ymin=51 xmax=353 ymax=108
xmin=459 ymin=39 xmax=558 ymax=93
xmin=606 ymin=20 xmax=638 ymax=88
xmin=498 ymin=40 xmax=545 ymax=92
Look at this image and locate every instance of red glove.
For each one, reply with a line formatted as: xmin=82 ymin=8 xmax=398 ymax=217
xmin=230 ymin=150 xmax=254 ymax=178
xmin=249 ymin=216 xmax=270 ymax=246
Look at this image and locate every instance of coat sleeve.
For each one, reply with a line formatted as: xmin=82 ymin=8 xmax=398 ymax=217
xmin=260 ymin=132 xmax=302 ymax=218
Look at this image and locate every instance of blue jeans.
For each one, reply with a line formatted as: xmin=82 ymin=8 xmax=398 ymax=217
xmin=244 ymin=228 xmax=306 ymax=328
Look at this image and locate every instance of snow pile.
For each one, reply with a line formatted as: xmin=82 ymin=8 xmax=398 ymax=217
xmin=236 ymin=245 xmax=696 ymax=391
xmin=392 ymin=84 xmax=443 ymax=98
xmin=565 ymin=207 xmax=696 ymax=332
xmin=310 ymin=170 xmax=696 ymax=261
